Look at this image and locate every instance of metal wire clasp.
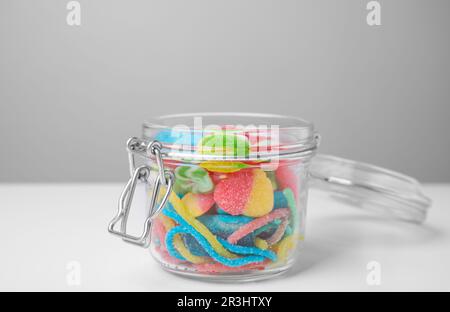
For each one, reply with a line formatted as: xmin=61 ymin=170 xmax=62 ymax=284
xmin=108 ymin=138 xmax=174 ymax=247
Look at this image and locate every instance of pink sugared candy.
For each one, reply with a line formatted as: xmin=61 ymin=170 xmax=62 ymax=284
xmin=182 ymin=192 xmax=215 ymax=217
xmin=275 ymin=162 xmax=299 ymax=199
xmin=209 ymin=172 xmax=228 ymax=185
xmin=213 ymin=169 xmax=273 ymax=217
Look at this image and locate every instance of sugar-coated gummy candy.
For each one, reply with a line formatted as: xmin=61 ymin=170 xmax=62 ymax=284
xmin=200 ymin=161 xmax=249 ymax=173
xmin=275 ymin=164 xmax=298 ymax=199
xmin=198 ymin=132 xmax=249 ymax=157
xmin=273 ymin=191 xmax=288 ymax=209
xmin=155 ymin=129 xmax=202 ymax=146
xmin=166 ymin=193 xmax=235 ymax=259
xmin=163 ymin=203 xmax=276 ymax=267
xmin=181 ymin=192 xmax=215 ymax=217
xmin=182 ymin=234 xmax=209 ymax=257
xmin=282 ymin=188 xmax=298 ymax=231
xmin=226 ymin=208 xmax=290 ymax=245
xmin=198 ymin=214 xmax=255 ymax=246
xmin=173 ymin=166 xmax=214 ymax=194
xmin=210 ymin=172 xmax=228 ymax=185
xmin=214 ymin=169 xmax=274 ymax=217
xmin=272 ymin=235 xmax=295 ymax=263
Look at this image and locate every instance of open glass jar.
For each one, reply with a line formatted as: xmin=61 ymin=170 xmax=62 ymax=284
xmin=108 ymin=113 xmax=431 ymax=281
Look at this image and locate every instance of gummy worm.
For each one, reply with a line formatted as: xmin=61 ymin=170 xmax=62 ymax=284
xmin=160 ymin=214 xmax=176 ymax=230
xmin=165 ymin=224 xmax=276 ymax=264
xmin=218 ymin=237 xmax=276 ymax=262
xmin=254 ymin=219 xmax=281 ymax=236
xmin=156 ymin=245 xmax=185 ymax=266
xmin=152 ymin=218 xmax=168 ymax=249
xmin=194 ymin=260 xmax=269 ymax=273
xmin=199 ymin=161 xmax=249 ymax=173
xmin=273 ymin=235 xmax=295 ymax=263
xmin=156 ymin=214 xmax=208 ymax=264
xmin=173 ymin=234 xmax=210 ymax=264
xmin=283 ymin=188 xmax=298 ymax=231
xmin=254 ymin=238 xmax=268 ymax=250
xmin=152 ymin=215 xmax=175 ymax=250
xmin=165 ymin=226 xmax=209 ymax=264
xmin=168 ymin=193 xmax=236 ymax=258
xmin=227 ymin=208 xmax=290 ymax=245
xmin=163 ymin=211 xmax=275 ymax=267
xmin=265 ymin=217 xmax=290 ymax=246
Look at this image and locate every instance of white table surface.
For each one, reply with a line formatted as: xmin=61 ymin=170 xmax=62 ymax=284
xmin=1 ymin=183 xmax=449 ymax=291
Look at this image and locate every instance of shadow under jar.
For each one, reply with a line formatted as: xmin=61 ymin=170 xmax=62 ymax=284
xmin=108 ymin=113 xmax=431 ymax=282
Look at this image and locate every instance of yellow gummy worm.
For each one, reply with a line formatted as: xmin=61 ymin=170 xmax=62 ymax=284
xmin=159 ymin=214 xmax=176 ymax=230
xmin=168 ymin=192 xmax=236 ymax=259
xmin=273 ymin=235 xmax=294 ymax=263
xmin=199 ymin=161 xmax=249 ymax=173
xmin=254 ymin=238 xmax=268 ymax=250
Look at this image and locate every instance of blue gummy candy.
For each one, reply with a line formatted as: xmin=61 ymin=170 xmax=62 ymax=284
xmin=155 ymin=129 xmax=201 ymax=146
xmin=284 ymin=225 xmax=293 ymax=236
xmin=216 ymin=207 xmax=229 ymax=215
xmin=154 ymin=129 xmax=177 ymax=144
xmin=198 ymin=214 xmax=255 ymax=246
xmin=274 ymin=191 xmax=288 ymax=209
xmin=182 ymin=234 xmax=209 ymax=257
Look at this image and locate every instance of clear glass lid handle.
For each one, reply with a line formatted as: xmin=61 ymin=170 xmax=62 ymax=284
xmin=309 ymin=154 xmax=432 ymax=224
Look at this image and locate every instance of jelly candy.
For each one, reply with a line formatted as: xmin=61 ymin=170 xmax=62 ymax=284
xmin=214 ymin=169 xmax=273 ymax=217
xmin=198 ymin=132 xmax=249 ymax=158
xmin=174 ymin=166 xmax=214 ymax=194
xmin=181 ymin=192 xmax=215 ymax=217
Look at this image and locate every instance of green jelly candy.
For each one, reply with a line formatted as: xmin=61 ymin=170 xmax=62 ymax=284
xmin=174 ymin=166 xmax=214 ymax=194
xmin=283 ymin=188 xmax=298 ymax=231
xmin=198 ymin=132 xmax=249 ymax=157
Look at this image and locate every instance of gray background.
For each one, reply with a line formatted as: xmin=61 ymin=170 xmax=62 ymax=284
xmin=1 ymin=0 xmax=449 ymax=182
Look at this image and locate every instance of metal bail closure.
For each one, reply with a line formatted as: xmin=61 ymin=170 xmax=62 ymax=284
xmin=108 ymin=139 xmax=174 ymax=247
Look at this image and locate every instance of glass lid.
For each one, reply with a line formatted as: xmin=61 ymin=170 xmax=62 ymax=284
xmin=310 ymin=154 xmax=432 ymax=223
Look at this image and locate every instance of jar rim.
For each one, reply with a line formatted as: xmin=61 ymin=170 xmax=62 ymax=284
xmin=144 ymin=112 xmax=314 ymax=130
xmin=142 ymin=112 xmax=318 ymax=161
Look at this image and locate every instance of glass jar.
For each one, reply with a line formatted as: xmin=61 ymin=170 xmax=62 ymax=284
xmin=108 ymin=113 xmax=431 ymax=282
